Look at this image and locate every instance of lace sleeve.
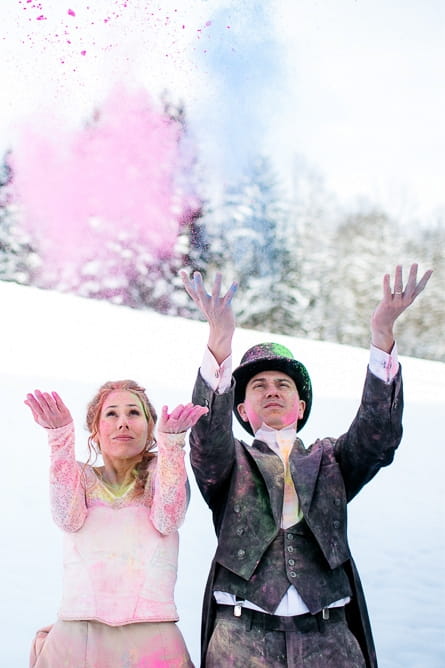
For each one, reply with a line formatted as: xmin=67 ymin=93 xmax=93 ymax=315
xmin=47 ymin=422 xmax=88 ymax=532
xmin=147 ymin=432 xmax=189 ymax=535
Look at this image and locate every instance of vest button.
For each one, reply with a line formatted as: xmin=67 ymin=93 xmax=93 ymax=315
xmin=237 ymin=549 xmax=246 ymax=559
xmin=236 ymin=527 xmax=244 ymax=536
xmin=234 ymin=504 xmax=241 ymax=513
xmin=287 ymin=533 xmax=294 ymax=540
xmin=288 ymin=559 xmax=295 ymax=566
xmin=289 ymin=571 xmax=297 ymax=578
xmin=287 ymin=545 xmax=294 ymax=553
xmin=333 ymin=520 xmax=340 ymax=529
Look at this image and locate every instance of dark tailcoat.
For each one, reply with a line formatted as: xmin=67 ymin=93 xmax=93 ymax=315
xmin=190 ymin=367 xmax=403 ymax=668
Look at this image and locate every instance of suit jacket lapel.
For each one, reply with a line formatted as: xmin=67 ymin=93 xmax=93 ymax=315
xmin=290 ymin=439 xmax=323 ymax=515
xmin=243 ymin=439 xmax=284 ymax=526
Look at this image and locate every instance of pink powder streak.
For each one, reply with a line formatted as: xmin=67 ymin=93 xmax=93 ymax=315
xmin=11 ymin=86 xmax=188 ymax=269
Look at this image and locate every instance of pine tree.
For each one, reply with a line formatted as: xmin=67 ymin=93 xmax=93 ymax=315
xmin=281 ymin=162 xmax=339 ymax=340
xmin=325 ymin=207 xmax=402 ymax=348
xmin=203 ymin=155 xmax=298 ymax=332
xmin=0 ymin=154 xmax=41 ymax=285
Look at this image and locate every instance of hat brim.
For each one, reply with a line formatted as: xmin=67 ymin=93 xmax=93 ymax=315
xmin=233 ymin=358 xmax=312 ymax=436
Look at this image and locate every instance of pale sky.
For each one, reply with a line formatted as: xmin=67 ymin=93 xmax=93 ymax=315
xmin=271 ymin=0 xmax=445 ymax=220
xmin=1 ymin=0 xmax=444 ymax=220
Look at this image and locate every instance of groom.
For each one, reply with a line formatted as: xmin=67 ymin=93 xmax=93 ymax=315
xmin=182 ymin=264 xmax=431 ymax=668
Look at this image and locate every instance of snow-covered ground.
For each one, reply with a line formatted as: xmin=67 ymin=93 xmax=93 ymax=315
xmin=1 ymin=280 xmax=444 ymax=667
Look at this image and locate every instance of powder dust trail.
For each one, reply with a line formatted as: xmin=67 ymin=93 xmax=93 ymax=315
xmin=1 ymin=1 xmax=213 ymax=142
xmin=10 ymin=85 xmax=194 ymax=271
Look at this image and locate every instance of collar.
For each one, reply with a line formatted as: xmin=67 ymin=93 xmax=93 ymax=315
xmin=254 ymin=423 xmax=298 ymax=459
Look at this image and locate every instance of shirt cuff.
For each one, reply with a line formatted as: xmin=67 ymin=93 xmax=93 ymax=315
xmin=200 ymin=347 xmax=233 ymax=394
xmin=369 ymin=342 xmax=399 ymax=383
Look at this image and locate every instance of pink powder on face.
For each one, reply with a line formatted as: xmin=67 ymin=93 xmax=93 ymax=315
xmin=11 ymin=86 xmax=193 ymax=271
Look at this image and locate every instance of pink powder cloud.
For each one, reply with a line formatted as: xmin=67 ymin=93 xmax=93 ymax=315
xmin=11 ymin=85 xmax=193 ymax=270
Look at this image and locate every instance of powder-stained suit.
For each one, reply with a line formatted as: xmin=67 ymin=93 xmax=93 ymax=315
xmin=189 ymin=366 xmax=403 ymax=667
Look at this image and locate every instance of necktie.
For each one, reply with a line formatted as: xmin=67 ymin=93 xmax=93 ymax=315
xmin=276 ymin=434 xmax=303 ymax=529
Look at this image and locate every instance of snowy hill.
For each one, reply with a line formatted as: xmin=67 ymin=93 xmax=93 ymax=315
xmin=1 ymin=280 xmax=444 ymax=667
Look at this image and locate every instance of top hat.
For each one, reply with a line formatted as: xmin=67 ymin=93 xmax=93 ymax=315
xmin=233 ymin=342 xmax=312 ymax=435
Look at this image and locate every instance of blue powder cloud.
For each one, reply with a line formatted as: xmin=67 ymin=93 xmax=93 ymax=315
xmin=191 ymin=1 xmax=287 ymax=180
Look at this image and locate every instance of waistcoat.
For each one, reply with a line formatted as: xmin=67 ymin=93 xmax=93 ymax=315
xmin=213 ymin=518 xmax=351 ymax=614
